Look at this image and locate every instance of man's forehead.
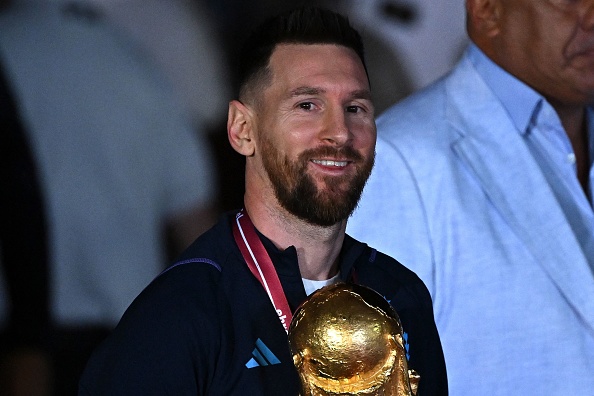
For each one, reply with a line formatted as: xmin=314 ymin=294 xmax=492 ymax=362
xmin=268 ymin=44 xmax=370 ymax=91
xmin=270 ymin=43 xmax=364 ymax=68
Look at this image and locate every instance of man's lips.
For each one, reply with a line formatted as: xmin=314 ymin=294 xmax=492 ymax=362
xmin=567 ymin=35 xmax=594 ymax=59
xmin=311 ymin=159 xmax=350 ymax=167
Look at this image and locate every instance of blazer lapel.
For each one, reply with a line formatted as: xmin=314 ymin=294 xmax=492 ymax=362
xmin=446 ymin=58 xmax=594 ymax=333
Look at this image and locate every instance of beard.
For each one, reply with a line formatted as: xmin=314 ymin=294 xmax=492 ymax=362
xmin=261 ymin=136 xmax=374 ymax=227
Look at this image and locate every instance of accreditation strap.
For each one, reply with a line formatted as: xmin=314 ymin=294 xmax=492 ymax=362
xmin=232 ymin=209 xmax=292 ymax=333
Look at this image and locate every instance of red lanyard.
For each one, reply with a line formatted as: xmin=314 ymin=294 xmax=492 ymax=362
xmin=232 ymin=209 xmax=293 ymax=333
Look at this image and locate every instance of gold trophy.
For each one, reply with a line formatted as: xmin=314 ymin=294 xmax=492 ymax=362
xmin=288 ymin=283 xmax=420 ymax=396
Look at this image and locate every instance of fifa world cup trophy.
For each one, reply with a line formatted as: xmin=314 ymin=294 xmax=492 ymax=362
xmin=288 ymin=283 xmax=420 ymax=396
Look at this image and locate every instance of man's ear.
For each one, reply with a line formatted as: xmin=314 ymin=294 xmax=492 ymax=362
xmin=227 ymin=100 xmax=256 ymax=157
xmin=466 ymin=0 xmax=502 ymax=38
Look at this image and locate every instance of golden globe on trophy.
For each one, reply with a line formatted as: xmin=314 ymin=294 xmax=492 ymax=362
xmin=288 ymin=283 xmax=420 ymax=396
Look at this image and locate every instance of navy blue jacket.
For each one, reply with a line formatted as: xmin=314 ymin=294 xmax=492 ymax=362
xmin=79 ymin=211 xmax=447 ymax=395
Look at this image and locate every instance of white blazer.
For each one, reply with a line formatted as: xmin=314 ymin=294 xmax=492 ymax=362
xmin=348 ymin=50 xmax=594 ymax=395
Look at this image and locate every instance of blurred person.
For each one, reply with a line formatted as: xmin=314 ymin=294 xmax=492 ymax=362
xmin=91 ymin=0 xmax=232 ymax=134
xmin=79 ymin=7 xmax=448 ymax=395
xmin=348 ymin=0 xmax=594 ymax=394
xmin=340 ymin=0 xmax=469 ymax=90
xmin=0 ymin=2 xmax=217 ymax=394
xmin=87 ymin=0 xmax=237 ymax=208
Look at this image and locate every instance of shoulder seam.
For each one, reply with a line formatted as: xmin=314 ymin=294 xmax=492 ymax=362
xmin=160 ymin=258 xmax=222 ymax=276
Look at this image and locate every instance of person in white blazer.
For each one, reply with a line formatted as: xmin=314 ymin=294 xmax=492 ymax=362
xmin=348 ymin=0 xmax=594 ymax=395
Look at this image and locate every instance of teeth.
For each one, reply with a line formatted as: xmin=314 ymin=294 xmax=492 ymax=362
xmin=312 ymin=159 xmax=348 ymax=167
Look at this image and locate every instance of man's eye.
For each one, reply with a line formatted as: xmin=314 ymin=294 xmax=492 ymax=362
xmin=346 ymin=105 xmax=361 ymax=113
xmin=298 ymin=102 xmax=314 ymax=110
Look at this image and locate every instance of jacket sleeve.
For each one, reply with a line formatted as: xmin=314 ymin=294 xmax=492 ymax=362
xmin=398 ymin=279 xmax=448 ymax=396
xmin=79 ymin=264 xmax=230 ymax=395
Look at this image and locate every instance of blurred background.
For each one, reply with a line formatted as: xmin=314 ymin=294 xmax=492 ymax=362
xmin=0 ymin=0 xmax=467 ymax=395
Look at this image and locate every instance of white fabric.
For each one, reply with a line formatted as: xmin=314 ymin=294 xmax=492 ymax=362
xmin=302 ymin=273 xmax=341 ymax=296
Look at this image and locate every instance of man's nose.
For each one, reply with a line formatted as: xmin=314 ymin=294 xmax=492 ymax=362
xmin=319 ymin=107 xmax=352 ymax=146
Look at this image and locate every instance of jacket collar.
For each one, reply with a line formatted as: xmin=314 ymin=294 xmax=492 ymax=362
xmin=256 ymin=228 xmax=365 ymax=311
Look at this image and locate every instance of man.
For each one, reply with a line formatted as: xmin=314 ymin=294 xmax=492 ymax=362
xmin=0 ymin=3 xmax=217 ymax=394
xmin=348 ymin=0 xmax=594 ymax=395
xmin=79 ymin=7 xmax=447 ymax=395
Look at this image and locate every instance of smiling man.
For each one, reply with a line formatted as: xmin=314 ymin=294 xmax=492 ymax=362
xmin=78 ymin=7 xmax=447 ymax=396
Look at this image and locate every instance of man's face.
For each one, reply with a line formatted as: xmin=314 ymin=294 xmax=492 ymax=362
xmin=491 ymin=0 xmax=594 ymax=106
xmin=254 ymin=44 xmax=376 ymax=227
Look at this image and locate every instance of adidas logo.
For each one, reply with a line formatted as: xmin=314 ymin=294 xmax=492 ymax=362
xmin=245 ymin=338 xmax=281 ymax=368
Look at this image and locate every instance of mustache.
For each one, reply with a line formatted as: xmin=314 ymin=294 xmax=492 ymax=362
xmin=298 ymin=145 xmax=364 ymax=163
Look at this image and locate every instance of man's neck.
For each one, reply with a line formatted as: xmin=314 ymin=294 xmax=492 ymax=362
xmin=244 ymin=193 xmax=346 ymax=281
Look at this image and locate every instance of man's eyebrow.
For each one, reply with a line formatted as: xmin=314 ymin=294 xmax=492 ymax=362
xmin=289 ymin=87 xmax=372 ymax=101
xmin=290 ymin=86 xmax=324 ymax=97
xmin=349 ymin=89 xmax=372 ymax=101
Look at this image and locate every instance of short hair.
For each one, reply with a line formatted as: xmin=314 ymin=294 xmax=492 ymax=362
xmin=237 ymin=6 xmax=367 ymax=102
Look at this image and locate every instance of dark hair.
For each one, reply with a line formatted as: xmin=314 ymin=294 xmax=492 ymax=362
xmin=237 ymin=6 xmax=367 ymax=101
